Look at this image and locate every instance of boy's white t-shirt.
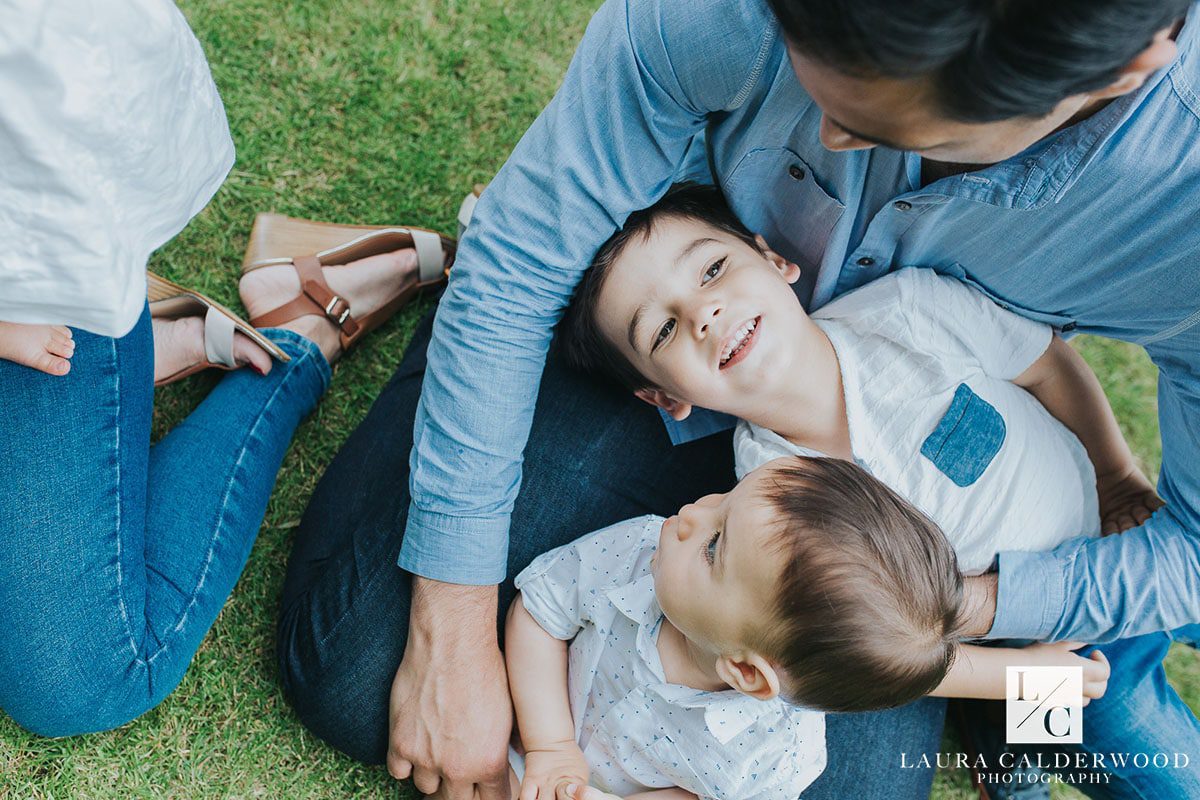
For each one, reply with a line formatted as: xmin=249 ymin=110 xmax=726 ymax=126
xmin=735 ymin=268 xmax=1100 ymax=575
xmin=0 ymin=0 xmax=235 ymax=336
xmin=514 ymin=516 xmax=827 ymax=800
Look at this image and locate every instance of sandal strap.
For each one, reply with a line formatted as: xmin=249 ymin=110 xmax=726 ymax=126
xmin=203 ymin=306 xmax=238 ymax=368
xmin=411 ymin=228 xmax=446 ymax=283
xmin=248 ymin=254 xmax=362 ymax=339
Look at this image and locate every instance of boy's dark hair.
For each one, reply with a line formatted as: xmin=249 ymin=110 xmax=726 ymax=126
xmin=767 ymin=0 xmax=1191 ymax=122
xmin=755 ymin=456 xmax=966 ymax=712
xmin=558 ymin=183 xmax=760 ymax=391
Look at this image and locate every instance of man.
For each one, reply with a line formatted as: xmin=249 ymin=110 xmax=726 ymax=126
xmin=278 ymin=1 xmax=1200 ymax=798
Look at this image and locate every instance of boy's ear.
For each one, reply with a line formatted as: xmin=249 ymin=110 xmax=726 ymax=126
xmin=633 ymin=388 xmax=694 ymax=421
xmin=753 ymin=234 xmax=801 ymax=285
xmin=715 ymin=653 xmax=781 ymax=701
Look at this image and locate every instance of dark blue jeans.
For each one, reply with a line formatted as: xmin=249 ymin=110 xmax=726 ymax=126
xmin=278 ymin=305 xmax=946 ymax=798
xmin=0 ymin=306 xmax=329 ymax=736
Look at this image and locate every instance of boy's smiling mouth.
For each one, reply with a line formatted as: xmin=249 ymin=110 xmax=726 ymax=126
xmin=719 ymin=316 xmax=760 ymax=369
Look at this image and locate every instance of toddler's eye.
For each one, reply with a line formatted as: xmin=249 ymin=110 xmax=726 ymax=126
xmin=653 ymin=318 xmax=676 ymax=350
xmin=702 ymin=257 xmax=726 ymax=285
xmin=704 ymin=530 xmax=721 ymax=566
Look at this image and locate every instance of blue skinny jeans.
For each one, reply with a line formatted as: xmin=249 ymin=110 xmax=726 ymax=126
xmin=0 ymin=305 xmax=328 ymax=736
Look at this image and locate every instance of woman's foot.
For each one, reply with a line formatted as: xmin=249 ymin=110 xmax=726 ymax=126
xmin=0 ymin=322 xmax=75 ymax=376
xmin=151 ymin=316 xmax=275 ymax=385
xmin=238 ymin=248 xmax=420 ymax=364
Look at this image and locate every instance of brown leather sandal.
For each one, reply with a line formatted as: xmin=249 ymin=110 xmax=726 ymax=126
xmin=240 ymin=213 xmax=456 ymax=354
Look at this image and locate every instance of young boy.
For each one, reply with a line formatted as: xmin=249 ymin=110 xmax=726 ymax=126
xmin=506 ymin=456 xmax=1107 ymax=800
xmin=559 ymin=183 xmax=1164 ymax=575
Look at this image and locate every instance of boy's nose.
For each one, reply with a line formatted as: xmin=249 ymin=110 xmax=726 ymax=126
xmin=674 ymin=505 xmax=697 ymax=540
xmin=691 ymin=302 xmax=722 ymax=338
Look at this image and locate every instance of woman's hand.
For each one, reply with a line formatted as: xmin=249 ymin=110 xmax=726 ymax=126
xmin=520 ymin=740 xmax=590 ymax=800
xmin=1017 ymin=641 xmax=1111 ymax=704
xmin=1097 ymin=463 xmax=1165 ymax=535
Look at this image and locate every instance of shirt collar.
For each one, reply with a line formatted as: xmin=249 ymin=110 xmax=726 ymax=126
xmin=605 ymin=574 xmax=785 ymax=745
xmin=909 ymin=10 xmax=1193 ymax=211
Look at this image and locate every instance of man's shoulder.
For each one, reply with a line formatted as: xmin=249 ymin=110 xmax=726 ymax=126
xmin=622 ymin=0 xmax=781 ymax=112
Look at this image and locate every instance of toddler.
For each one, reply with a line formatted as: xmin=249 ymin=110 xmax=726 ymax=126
xmin=506 ymin=456 xmax=1106 ymax=800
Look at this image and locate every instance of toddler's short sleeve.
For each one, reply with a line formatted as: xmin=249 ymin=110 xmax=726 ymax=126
xmin=901 ymin=268 xmax=1053 ymax=381
xmin=514 ymin=516 xmax=660 ymax=640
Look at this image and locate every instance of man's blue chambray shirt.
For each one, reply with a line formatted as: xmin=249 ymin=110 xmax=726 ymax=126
xmin=399 ymin=0 xmax=1200 ymax=643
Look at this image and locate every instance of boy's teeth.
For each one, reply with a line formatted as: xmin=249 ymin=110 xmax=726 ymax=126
xmin=720 ymin=319 xmax=757 ymax=365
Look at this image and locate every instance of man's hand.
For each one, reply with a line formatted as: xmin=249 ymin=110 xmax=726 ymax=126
xmin=520 ymin=740 xmax=589 ymax=800
xmin=388 ymin=578 xmax=512 ymax=799
xmin=1097 ymin=463 xmax=1165 ymax=535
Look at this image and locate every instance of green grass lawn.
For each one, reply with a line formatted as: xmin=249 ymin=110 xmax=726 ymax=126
xmin=1 ymin=1 xmax=1196 ymax=797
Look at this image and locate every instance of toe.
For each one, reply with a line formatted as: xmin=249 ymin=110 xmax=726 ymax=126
xmin=36 ymin=353 xmax=71 ymax=376
xmin=47 ymin=338 xmax=75 ymax=359
xmin=234 ymin=333 xmax=274 ymax=377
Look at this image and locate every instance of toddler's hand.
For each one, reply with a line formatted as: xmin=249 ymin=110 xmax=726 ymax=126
xmin=520 ymin=740 xmax=589 ymax=800
xmin=1018 ymin=641 xmax=1110 ymax=705
xmin=1097 ymin=464 xmax=1164 ymax=535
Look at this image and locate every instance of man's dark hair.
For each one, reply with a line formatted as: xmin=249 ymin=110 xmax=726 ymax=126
xmin=558 ymin=182 xmax=760 ymax=391
xmin=767 ymin=0 xmax=1191 ymax=122
xmin=754 ymin=456 xmax=966 ymax=712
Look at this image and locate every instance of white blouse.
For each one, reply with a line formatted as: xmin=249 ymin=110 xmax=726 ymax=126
xmin=0 ymin=0 xmax=235 ymax=336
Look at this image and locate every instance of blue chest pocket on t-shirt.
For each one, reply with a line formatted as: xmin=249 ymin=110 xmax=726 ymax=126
xmin=920 ymin=384 xmax=1006 ymax=487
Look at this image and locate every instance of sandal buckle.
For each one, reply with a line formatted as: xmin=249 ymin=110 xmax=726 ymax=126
xmin=324 ymin=295 xmax=352 ymax=326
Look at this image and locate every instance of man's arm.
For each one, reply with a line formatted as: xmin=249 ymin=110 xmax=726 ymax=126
xmin=384 ymin=1 xmax=779 ymax=797
xmin=985 ymin=333 xmax=1200 ymax=642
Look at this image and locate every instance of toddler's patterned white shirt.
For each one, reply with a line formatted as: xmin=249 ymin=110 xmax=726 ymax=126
xmin=514 ymin=515 xmax=826 ymax=800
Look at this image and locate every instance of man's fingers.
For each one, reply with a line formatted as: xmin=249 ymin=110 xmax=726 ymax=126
xmin=412 ymin=767 xmax=442 ymax=796
xmin=477 ymin=772 xmax=512 ymax=800
xmin=519 ymin=780 xmax=538 ymax=800
xmin=389 ymin=756 xmax=413 ymax=781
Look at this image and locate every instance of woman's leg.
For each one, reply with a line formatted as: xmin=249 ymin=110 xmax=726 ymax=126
xmin=0 ymin=306 xmax=329 ymax=736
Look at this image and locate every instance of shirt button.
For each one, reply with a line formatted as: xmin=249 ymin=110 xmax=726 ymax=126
xmin=857 ymin=257 xmax=875 ymax=267
xmin=893 ymin=200 xmax=913 ymax=211
xmin=788 ymin=164 xmax=806 ymax=181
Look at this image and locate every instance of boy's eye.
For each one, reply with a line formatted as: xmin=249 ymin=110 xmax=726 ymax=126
xmin=702 ymin=257 xmax=726 ymax=285
xmin=653 ymin=318 xmax=676 ymax=350
xmin=704 ymin=530 xmax=721 ymax=566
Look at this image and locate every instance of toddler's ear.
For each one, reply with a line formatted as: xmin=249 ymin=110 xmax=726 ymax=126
xmin=754 ymin=234 xmax=801 ymax=285
xmin=633 ymin=388 xmax=694 ymax=421
xmin=716 ymin=653 xmax=781 ymax=701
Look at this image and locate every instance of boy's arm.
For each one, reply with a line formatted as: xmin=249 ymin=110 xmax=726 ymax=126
xmin=1014 ymin=335 xmax=1163 ymax=534
xmin=506 ymin=594 xmax=589 ymax=799
xmin=931 ymin=642 xmax=1109 ymax=701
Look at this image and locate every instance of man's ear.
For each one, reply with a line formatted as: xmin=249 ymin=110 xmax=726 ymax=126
xmin=633 ymin=387 xmax=694 ymax=421
xmin=753 ymin=234 xmax=801 ymax=285
xmin=715 ymin=653 xmax=781 ymax=701
xmin=1090 ymin=26 xmax=1178 ymax=99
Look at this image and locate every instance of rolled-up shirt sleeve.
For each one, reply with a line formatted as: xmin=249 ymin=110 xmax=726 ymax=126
xmin=988 ymin=330 xmax=1200 ymax=642
xmin=398 ymin=0 xmax=778 ymax=584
